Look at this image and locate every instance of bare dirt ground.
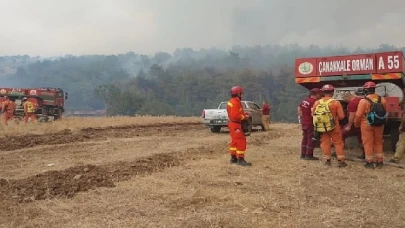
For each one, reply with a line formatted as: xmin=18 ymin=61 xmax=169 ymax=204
xmin=1 ymin=117 xmax=405 ymax=228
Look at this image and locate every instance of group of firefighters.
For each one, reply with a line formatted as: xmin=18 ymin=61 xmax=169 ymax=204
xmin=298 ymin=81 xmax=405 ymax=169
xmin=1 ymin=96 xmax=37 ymax=125
xmin=225 ymin=82 xmax=405 ymax=169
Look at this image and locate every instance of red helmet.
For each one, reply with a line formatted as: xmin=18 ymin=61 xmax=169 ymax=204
xmin=321 ymin=84 xmax=334 ymax=92
xmin=310 ymin=88 xmax=320 ymax=93
xmin=363 ymin=81 xmax=376 ymax=89
xmin=231 ymin=86 xmax=243 ymax=95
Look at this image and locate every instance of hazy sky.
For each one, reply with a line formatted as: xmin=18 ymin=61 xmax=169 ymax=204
xmin=0 ymin=0 xmax=404 ymax=57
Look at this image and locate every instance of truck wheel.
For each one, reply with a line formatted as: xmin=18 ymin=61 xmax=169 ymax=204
xmin=38 ymin=116 xmax=49 ymax=123
xmin=390 ymin=122 xmax=400 ymax=152
xmin=211 ymin=126 xmax=221 ymax=133
xmin=54 ymin=109 xmax=62 ymax=120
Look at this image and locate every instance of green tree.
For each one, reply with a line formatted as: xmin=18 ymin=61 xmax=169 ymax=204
xmin=94 ymin=84 xmax=122 ymax=115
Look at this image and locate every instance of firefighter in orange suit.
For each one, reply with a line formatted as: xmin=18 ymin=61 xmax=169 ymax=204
xmin=226 ymin=86 xmax=252 ymax=166
xmin=311 ymin=84 xmax=347 ymax=167
xmin=23 ymin=97 xmax=37 ymax=124
xmin=1 ymin=96 xmax=16 ymax=125
xmin=354 ymin=81 xmax=387 ymax=169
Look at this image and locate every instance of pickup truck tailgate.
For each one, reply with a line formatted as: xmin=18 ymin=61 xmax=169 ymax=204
xmin=204 ymin=109 xmax=228 ymax=119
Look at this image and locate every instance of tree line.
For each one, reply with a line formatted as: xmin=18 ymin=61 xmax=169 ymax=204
xmin=1 ymin=43 xmax=404 ymax=122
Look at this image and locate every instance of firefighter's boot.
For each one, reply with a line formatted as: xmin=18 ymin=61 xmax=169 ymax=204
xmin=389 ymin=158 xmax=399 ymax=164
xmin=304 ymin=156 xmax=319 ymax=160
xmin=364 ymin=162 xmax=375 ymax=169
xmin=237 ymin=158 xmax=252 ymax=166
xmin=375 ymin=162 xmax=384 ymax=169
xmin=230 ymin=155 xmax=238 ymax=164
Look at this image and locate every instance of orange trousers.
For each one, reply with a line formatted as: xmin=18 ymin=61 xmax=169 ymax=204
xmin=320 ymin=127 xmax=345 ymax=161
xmin=2 ymin=112 xmax=14 ymax=125
xmin=228 ymin=122 xmax=247 ymax=158
xmin=360 ymin=123 xmax=384 ymax=163
xmin=24 ymin=113 xmax=36 ymax=123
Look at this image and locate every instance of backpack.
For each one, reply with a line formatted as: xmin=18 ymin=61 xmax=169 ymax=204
xmin=313 ymin=99 xmax=336 ymax=132
xmin=364 ymin=96 xmax=388 ymax=126
xmin=26 ymin=102 xmax=34 ymax=112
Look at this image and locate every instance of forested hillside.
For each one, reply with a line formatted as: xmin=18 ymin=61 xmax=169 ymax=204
xmin=1 ymin=44 xmax=403 ymax=122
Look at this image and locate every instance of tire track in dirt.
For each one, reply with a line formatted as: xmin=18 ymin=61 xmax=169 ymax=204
xmin=0 ymin=125 xmax=295 ymax=204
xmin=0 ymin=122 xmax=203 ymax=152
xmin=0 ymin=142 xmax=227 ymax=204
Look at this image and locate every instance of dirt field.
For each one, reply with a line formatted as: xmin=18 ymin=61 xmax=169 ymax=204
xmin=1 ymin=116 xmax=405 ymax=228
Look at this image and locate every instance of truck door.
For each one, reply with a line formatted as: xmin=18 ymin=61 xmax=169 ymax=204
xmin=244 ymin=102 xmax=257 ymax=124
xmin=250 ymin=102 xmax=262 ymax=124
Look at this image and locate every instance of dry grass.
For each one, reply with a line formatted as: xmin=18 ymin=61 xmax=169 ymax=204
xmin=0 ymin=115 xmax=201 ymax=137
xmin=1 ymin=119 xmax=405 ymax=227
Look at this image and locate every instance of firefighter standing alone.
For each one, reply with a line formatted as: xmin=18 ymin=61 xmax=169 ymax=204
xmin=23 ymin=97 xmax=37 ymax=124
xmin=226 ymin=86 xmax=252 ymax=166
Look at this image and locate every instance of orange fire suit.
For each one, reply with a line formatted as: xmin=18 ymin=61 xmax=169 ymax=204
xmin=226 ymin=97 xmax=247 ymax=158
xmin=354 ymin=94 xmax=387 ymax=163
xmin=1 ymin=100 xmax=16 ymax=125
xmin=23 ymin=101 xmax=37 ymax=123
xmin=312 ymin=96 xmax=346 ymax=161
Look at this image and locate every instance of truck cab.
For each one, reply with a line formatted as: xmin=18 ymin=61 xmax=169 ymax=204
xmin=295 ymin=51 xmax=405 ymax=151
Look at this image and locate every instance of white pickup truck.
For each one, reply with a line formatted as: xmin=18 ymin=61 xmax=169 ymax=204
xmin=201 ymin=100 xmax=265 ymax=133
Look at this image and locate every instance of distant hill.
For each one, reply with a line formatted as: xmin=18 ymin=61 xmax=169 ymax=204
xmin=1 ymin=44 xmax=404 ymax=121
xmin=0 ymin=55 xmax=42 ymax=77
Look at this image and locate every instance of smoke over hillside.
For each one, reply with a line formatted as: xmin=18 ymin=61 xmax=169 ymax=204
xmin=0 ymin=0 xmax=403 ymax=56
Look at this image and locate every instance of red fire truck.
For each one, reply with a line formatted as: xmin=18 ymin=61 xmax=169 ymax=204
xmin=0 ymin=87 xmax=68 ymax=122
xmin=295 ymin=50 xmax=405 ymax=151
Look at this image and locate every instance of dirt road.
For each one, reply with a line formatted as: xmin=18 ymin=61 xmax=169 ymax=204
xmin=1 ymin=120 xmax=405 ymax=228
